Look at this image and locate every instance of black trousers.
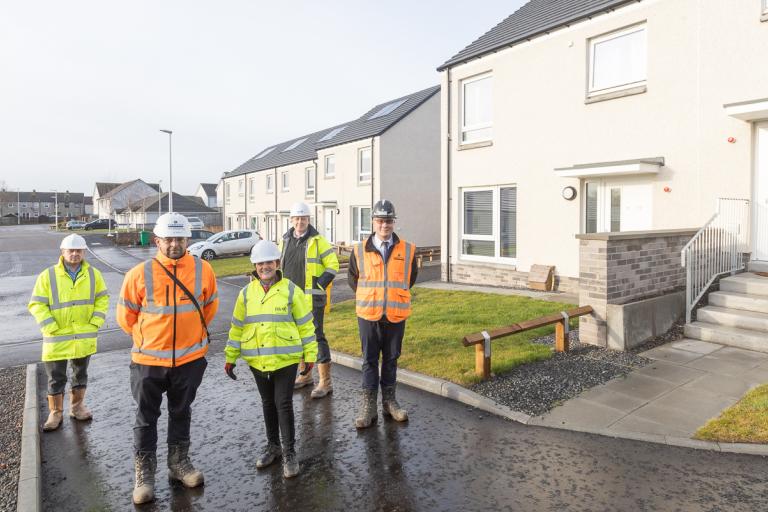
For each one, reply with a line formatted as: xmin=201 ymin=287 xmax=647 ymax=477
xmin=250 ymin=364 xmax=298 ymax=450
xmin=312 ymin=303 xmax=330 ymax=364
xmin=358 ymin=317 xmax=406 ymax=390
xmin=130 ymin=358 xmax=207 ymax=454
xmin=44 ymin=356 xmax=90 ymax=395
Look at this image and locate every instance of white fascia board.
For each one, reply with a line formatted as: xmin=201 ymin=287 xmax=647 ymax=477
xmin=724 ymin=98 xmax=768 ymax=122
xmin=554 ymin=161 xmax=661 ymax=178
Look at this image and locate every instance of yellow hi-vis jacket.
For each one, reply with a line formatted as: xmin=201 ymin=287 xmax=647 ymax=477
xmin=28 ymin=258 xmax=109 ymax=362
xmin=279 ymin=226 xmax=339 ymax=299
xmin=225 ymin=272 xmax=317 ymax=372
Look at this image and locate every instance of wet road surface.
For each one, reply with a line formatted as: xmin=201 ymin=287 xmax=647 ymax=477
xmin=38 ymin=349 xmax=768 ymax=512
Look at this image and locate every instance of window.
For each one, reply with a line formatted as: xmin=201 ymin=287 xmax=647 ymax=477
xmin=266 ymin=174 xmax=274 ymax=194
xmin=305 ymin=167 xmax=315 ymax=198
xmin=461 ymin=186 xmax=517 ymax=261
xmin=461 ymin=74 xmax=492 ymax=144
xmin=225 ymin=183 xmax=231 ymax=204
xmin=588 ymin=24 xmax=647 ymax=96
xmin=358 ymin=147 xmax=372 ymax=183
xmin=352 ymin=207 xmax=372 ymax=241
xmin=251 ymin=216 xmax=259 ymax=231
xmin=324 ymin=155 xmax=335 ymax=178
xmin=282 ymin=138 xmax=307 ymax=152
xmin=21 ymin=203 xmax=27 ymax=208
xmin=368 ymin=99 xmax=407 ymax=120
xmin=44 ymin=203 xmax=50 ymax=209
xmin=238 ymin=179 xmax=244 ymax=196
xmin=281 ymin=171 xmax=289 ymax=192
xmin=583 ymin=180 xmax=652 ymax=233
xmin=249 ymin=178 xmax=255 ymax=201
xmin=319 ymin=126 xmax=346 ymax=142
xmin=255 ymin=147 xmax=275 ymax=159
xmin=8 ymin=203 xmax=13 ymax=207
xmin=764 ymin=0 xmax=768 ymax=14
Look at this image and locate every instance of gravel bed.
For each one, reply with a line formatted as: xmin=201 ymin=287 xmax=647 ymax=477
xmin=0 ymin=365 xmax=26 ymax=512
xmin=470 ymin=326 xmax=683 ymax=417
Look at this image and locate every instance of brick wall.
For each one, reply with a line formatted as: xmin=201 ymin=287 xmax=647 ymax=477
xmin=577 ymin=229 xmax=697 ymax=346
xmin=441 ymin=262 xmax=580 ymax=294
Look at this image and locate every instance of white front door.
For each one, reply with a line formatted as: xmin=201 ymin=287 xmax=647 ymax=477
xmin=324 ymin=208 xmax=335 ymax=242
xmin=754 ymin=122 xmax=768 ymax=260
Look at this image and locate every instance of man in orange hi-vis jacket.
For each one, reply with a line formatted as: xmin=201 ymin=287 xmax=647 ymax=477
xmin=117 ymin=212 xmax=218 ymax=505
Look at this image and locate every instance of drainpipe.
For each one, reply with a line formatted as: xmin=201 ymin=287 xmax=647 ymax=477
xmin=446 ymin=68 xmax=452 ymax=282
xmin=274 ymin=168 xmax=278 ymax=241
xmin=244 ymin=174 xmax=248 ymax=230
xmin=313 ymin=158 xmax=318 ymax=225
xmin=370 ymin=136 xmax=375 ymax=211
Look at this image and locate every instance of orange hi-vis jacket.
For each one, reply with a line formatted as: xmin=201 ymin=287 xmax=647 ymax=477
xmin=117 ymin=251 xmax=218 ymax=367
xmin=353 ymin=236 xmax=415 ymax=323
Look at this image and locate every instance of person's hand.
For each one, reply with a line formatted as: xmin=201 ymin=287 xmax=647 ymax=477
xmin=300 ymin=362 xmax=314 ymax=376
xmin=225 ymin=362 xmax=237 ymax=380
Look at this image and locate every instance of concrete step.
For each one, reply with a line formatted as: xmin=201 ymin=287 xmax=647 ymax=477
xmin=697 ymin=305 xmax=768 ymax=333
xmin=748 ymin=261 xmax=768 ymax=273
xmin=684 ymin=321 xmax=768 ymax=353
xmin=719 ymin=273 xmax=768 ymax=297
xmin=709 ymin=290 xmax=768 ymax=314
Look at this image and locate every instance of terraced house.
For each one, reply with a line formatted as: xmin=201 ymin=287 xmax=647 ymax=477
xmin=439 ymin=0 xmax=768 ymax=348
xmin=221 ymin=85 xmax=440 ymax=247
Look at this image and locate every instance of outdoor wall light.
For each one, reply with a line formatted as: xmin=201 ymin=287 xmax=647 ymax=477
xmin=561 ymin=186 xmax=577 ymax=201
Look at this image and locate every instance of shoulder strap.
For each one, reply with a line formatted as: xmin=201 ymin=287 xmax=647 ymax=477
xmin=152 ymin=258 xmax=210 ymax=340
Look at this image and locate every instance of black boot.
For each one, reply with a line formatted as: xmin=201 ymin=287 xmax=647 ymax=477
xmin=256 ymin=443 xmax=282 ymax=469
xmin=354 ymin=388 xmax=378 ymax=429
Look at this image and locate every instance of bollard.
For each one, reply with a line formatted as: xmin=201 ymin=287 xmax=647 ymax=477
xmin=475 ymin=331 xmax=491 ymax=379
xmin=555 ymin=311 xmax=570 ymax=352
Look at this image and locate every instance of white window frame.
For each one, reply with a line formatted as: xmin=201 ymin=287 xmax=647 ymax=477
xmin=266 ymin=174 xmax=274 ymax=194
xmin=281 ymin=171 xmax=289 ymax=192
xmin=305 ymin=166 xmax=315 ymax=198
xmin=21 ymin=202 xmax=27 ymax=208
xmin=588 ymin=23 xmax=647 ymax=97
xmin=358 ymin=147 xmax=372 ymax=184
xmin=351 ymin=206 xmax=372 ymax=241
xmin=8 ymin=203 xmax=13 ymax=208
xmin=238 ymin=179 xmax=244 ymax=196
xmin=459 ymin=185 xmax=517 ymax=264
xmin=324 ymin=154 xmax=335 ymax=178
xmin=249 ymin=177 xmax=255 ymax=201
xmin=460 ymin=73 xmax=493 ymax=145
xmin=763 ymin=0 xmax=768 ymax=15
xmin=583 ymin=180 xmax=652 ymax=233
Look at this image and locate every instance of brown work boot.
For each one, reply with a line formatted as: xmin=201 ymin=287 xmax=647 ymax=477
xmin=382 ymin=385 xmax=408 ymax=422
xmin=168 ymin=442 xmax=204 ymax=488
xmin=69 ymin=387 xmax=93 ymax=421
xmin=310 ymin=362 xmax=333 ymax=399
xmin=294 ymin=361 xmax=314 ymax=389
xmin=43 ymin=394 xmax=64 ymax=432
xmin=354 ymin=389 xmax=378 ymax=429
xmin=132 ymin=451 xmax=157 ymax=505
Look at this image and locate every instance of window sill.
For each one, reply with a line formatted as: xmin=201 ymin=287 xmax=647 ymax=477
xmin=585 ymin=85 xmax=647 ymax=104
xmin=358 ymin=180 xmax=372 ymax=186
xmin=762 ymin=12 xmax=768 ymax=22
xmin=458 ymin=140 xmax=493 ymax=151
xmin=324 ymin=175 xmax=336 ymax=180
xmin=458 ymin=255 xmax=517 ymax=268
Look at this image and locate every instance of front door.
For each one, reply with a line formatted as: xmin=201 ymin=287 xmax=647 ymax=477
xmin=324 ymin=208 xmax=335 ymax=242
xmin=754 ymin=122 xmax=768 ymax=261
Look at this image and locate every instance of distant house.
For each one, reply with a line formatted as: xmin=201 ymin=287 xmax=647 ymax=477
xmin=94 ymin=179 xmax=160 ymax=219
xmin=0 ymin=190 xmax=85 ymax=223
xmin=92 ymin=183 xmax=120 ymax=218
xmin=195 ymin=183 xmax=219 ymax=208
xmin=115 ymin=192 xmax=219 ymax=229
xmin=84 ymin=196 xmax=94 ymax=217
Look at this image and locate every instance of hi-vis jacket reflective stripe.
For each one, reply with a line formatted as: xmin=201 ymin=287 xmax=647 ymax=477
xmin=353 ymin=236 xmax=415 ymax=323
xmin=117 ymin=251 xmax=218 ymax=367
xmin=28 ymin=258 xmax=109 ymax=362
xmin=279 ymin=226 xmax=339 ymax=297
xmin=225 ymin=273 xmax=317 ymax=373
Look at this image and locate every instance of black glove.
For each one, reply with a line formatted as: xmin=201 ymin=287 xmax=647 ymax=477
xmin=225 ymin=362 xmax=237 ymax=380
xmin=300 ymin=362 xmax=314 ymax=376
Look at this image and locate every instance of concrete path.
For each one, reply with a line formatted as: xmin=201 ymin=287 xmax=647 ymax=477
xmin=530 ymin=339 xmax=768 ymax=448
xmin=418 ymin=280 xmax=579 ymax=304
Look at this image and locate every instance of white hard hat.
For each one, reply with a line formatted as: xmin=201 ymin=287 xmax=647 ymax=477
xmin=60 ymin=234 xmax=87 ymax=250
xmin=154 ymin=212 xmax=192 ymax=238
xmin=250 ymin=240 xmax=282 ymax=264
xmin=290 ymin=202 xmax=311 ymax=218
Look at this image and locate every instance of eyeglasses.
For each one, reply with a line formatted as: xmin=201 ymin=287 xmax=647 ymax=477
xmin=373 ymin=218 xmax=394 ymax=225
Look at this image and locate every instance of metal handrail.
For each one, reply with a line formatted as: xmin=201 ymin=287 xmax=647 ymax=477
xmin=681 ymin=198 xmax=750 ymax=323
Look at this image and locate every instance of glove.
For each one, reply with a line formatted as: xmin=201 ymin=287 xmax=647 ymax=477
xmin=225 ymin=362 xmax=237 ymax=380
xmin=300 ymin=362 xmax=314 ymax=376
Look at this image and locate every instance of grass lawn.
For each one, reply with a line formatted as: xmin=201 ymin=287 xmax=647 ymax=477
xmin=209 ymin=256 xmax=253 ymax=277
xmin=325 ymin=287 xmax=577 ymax=386
xmin=695 ymin=384 xmax=768 ymax=443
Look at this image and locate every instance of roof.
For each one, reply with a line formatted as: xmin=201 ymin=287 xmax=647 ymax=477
xmin=95 ymin=182 xmax=121 ymax=196
xmin=437 ymin=0 xmax=637 ymax=71
xmin=84 ymin=196 xmax=93 ymax=205
xmin=0 ymin=191 xmax=85 ymax=203
xmin=119 ymin=192 xmax=219 ymax=214
xmin=223 ymin=85 xmax=440 ymax=179
xmin=199 ymin=183 xmax=217 ymax=197
xmin=100 ymin=179 xmax=161 ymax=200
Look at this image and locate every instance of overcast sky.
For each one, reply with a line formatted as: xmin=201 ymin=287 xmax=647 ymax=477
xmin=0 ymin=1 xmax=525 ymax=196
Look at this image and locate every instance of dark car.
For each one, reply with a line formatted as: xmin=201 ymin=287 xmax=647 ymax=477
xmin=189 ymin=229 xmax=214 ymax=241
xmin=83 ymin=219 xmax=116 ymax=230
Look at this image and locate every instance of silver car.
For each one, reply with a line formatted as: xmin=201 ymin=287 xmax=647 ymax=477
xmin=187 ymin=230 xmax=261 ymax=260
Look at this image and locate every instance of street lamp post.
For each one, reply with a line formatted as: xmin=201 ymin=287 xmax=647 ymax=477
xmin=159 ymin=129 xmax=173 ymax=212
xmin=158 ymin=179 xmax=162 ymax=220
xmin=52 ymin=190 xmax=58 ymax=230
xmin=17 ymin=189 xmax=20 ymax=225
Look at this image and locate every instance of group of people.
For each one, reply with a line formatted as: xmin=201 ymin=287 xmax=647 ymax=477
xmin=28 ymin=198 xmax=418 ymax=505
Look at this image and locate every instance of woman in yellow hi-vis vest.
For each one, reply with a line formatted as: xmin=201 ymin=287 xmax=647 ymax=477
xmin=28 ymin=234 xmax=109 ymax=431
xmin=347 ymin=200 xmax=418 ymax=429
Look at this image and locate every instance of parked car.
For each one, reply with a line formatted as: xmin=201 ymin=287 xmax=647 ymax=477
xmin=186 ymin=216 xmax=205 ymax=229
xmin=66 ymin=220 xmax=87 ymax=230
xmin=189 ymin=229 xmax=215 ymax=241
xmin=84 ymin=219 xmax=116 ymax=230
xmin=188 ymin=230 xmax=261 ymax=260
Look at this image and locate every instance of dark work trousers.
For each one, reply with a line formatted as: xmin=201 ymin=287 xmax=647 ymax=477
xmin=250 ymin=363 xmax=298 ymax=450
xmin=358 ymin=317 xmax=406 ymax=390
xmin=312 ymin=298 xmax=330 ymax=364
xmin=129 ymin=357 xmax=207 ymax=454
xmin=44 ymin=356 xmax=90 ymax=395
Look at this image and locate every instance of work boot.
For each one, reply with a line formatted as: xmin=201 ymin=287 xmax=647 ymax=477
xmin=310 ymin=362 xmax=333 ymax=399
xmin=43 ymin=394 xmax=64 ymax=432
xmin=294 ymin=361 xmax=314 ymax=389
xmin=168 ymin=442 xmax=204 ymax=488
xmin=69 ymin=387 xmax=93 ymax=421
xmin=282 ymin=445 xmax=300 ymax=478
xmin=132 ymin=451 xmax=157 ymax=505
xmin=382 ymin=385 xmax=408 ymax=422
xmin=354 ymin=389 xmax=378 ymax=429
xmin=255 ymin=443 xmax=282 ymax=469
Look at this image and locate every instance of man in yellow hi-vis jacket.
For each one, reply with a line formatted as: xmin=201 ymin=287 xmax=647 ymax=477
xmin=28 ymin=233 xmax=109 ymax=431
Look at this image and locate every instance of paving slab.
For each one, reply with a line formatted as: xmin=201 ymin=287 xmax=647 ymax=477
xmin=597 ymin=373 xmax=680 ymax=402
xmin=670 ymin=339 xmax=724 ymax=355
xmin=528 ymin=398 xmax=627 ymax=429
xmin=686 ymin=355 xmax=764 ymax=378
xmin=640 ymin=345 xmax=707 ymax=364
xmin=632 ymin=360 xmax=706 ymax=385
xmin=681 ymin=373 xmax=760 ymax=399
xmin=576 ymin=386 xmax=649 ymax=413
xmin=605 ymin=414 xmax=691 ymax=438
xmin=706 ymin=346 xmax=768 ymax=366
xmin=739 ymin=365 xmax=768 ymax=385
